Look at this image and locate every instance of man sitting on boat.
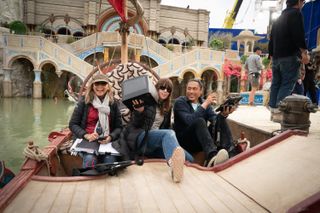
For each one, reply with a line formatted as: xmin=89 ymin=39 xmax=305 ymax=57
xmin=174 ymin=79 xmax=238 ymax=167
xmin=69 ymin=74 xmax=123 ymax=168
xmin=112 ymin=78 xmax=193 ymax=183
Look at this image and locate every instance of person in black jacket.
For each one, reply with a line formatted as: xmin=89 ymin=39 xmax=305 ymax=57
xmin=268 ymin=0 xmax=309 ymax=122
xmin=69 ymin=74 xmax=122 ymax=168
xmin=113 ymin=78 xmax=193 ymax=183
xmin=174 ymin=79 xmax=237 ymax=167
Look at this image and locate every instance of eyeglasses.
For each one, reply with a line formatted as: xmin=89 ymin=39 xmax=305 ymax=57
xmin=94 ymin=81 xmax=107 ymax=86
xmin=159 ymin=86 xmax=172 ymax=93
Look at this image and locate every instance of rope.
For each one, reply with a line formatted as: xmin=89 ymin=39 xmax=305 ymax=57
xmin=23 ymin=142 xmax=51 ymax=176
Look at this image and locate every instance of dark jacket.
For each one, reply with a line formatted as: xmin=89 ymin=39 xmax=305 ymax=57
xmin=112 ymin=104 xmax=172 ymax=160
xmin=268 ymin=7 xmax=307 ymax=59
xmin=69 ymin=97 xmax=122 ymax=141
xmin=173 ymin=96 xmax=221 ymax=139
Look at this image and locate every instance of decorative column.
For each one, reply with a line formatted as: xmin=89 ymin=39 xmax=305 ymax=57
xmin=3 ymin=68 xmax=13 ymax=97
xmin=134 ymin=49 xmax=141 ymax=62
xmin=104 ymin=47 xmax=109 ymax=62
xmin=33 ymin=69 xmax=42 ymax=99
xmin=217 ymin=80 xmax=224 ymax=104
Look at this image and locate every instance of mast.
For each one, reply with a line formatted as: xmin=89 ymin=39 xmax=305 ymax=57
xmin=121 ymin=0 xmax=128 ymax=64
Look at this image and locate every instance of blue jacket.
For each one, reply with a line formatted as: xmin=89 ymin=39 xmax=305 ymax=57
xmin=174 ymin=96 xmax=222 ymax=139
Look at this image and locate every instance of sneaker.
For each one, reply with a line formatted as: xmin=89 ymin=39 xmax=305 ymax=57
xmin=169 ymin=147 xmax=185 ymax=183
xmin=206 ymin=149 xmax=229 ymax=167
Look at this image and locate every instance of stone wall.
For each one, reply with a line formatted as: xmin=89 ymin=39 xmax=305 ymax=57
xmin=20 ymin=0 xmax=209 ymax=44
xmin=0 ymin=0 xmax=23 ymax=24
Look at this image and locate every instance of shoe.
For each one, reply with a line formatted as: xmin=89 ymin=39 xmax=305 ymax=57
xmin=169 ymin=147 xmax=185 ymax=183
xmin=206 ymin=149 xmax=229 ymax=167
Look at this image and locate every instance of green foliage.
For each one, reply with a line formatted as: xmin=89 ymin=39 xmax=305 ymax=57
xmin=66 ymin=36 xmax=76 ymax=44
xmin=9 ymin=21 xmax=27 ymax=35
xmin=165 ymin=44 xmax=174 ymax=51
xmin=262 ymin=57 xmax=271 ymax=68
xmin=240 ymin=55 xmax=248 ymax=64
xmin=210 ymin=39 xmax=224 ymax=50
xmin=209 ymin=32 xmax=233 ymax=50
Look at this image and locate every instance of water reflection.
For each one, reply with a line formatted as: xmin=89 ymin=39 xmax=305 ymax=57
xmin=0 ymin=98 xmax=75 ymax=173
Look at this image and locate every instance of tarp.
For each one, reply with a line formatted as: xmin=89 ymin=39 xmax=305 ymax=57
xmin=302 ymin=0 xmax=320 ymax=50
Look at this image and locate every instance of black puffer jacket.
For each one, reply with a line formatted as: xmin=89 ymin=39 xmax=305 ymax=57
xmin=69 ymin=97 xmax=123 ymax=141
xmin=112 ymin=104 xmax=171 ymax=160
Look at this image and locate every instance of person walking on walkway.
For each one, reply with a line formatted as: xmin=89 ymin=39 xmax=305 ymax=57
xmin=245 ymin=46 xmax=263 ymax=105
xmin=268 ymin=0 xmax=309 ymax=122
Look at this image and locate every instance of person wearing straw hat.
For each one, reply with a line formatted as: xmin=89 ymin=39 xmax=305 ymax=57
xmin=69 ymin=73 xmax=123 ymax=168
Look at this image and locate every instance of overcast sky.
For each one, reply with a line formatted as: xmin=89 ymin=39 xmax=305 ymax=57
xmin=160 ymin=0 xmax=277 ymax=34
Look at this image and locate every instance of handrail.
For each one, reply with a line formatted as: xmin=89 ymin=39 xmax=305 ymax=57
xmin=154 ymin=48 xmax=226 ymax=77
xmin=70 ymin=32 xmax=174 ymax=61
xmin=3 ymin=34 xmax=93 ymax=79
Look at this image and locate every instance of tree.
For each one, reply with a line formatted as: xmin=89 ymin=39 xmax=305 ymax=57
xmin=209 ymin=32 xmax=233 ymax=50
xmin=9 ymin=20 xmax=27 ymax=35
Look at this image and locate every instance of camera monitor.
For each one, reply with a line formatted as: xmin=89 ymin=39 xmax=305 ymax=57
xmin=122 ymin=75 xmax=158 ymax=110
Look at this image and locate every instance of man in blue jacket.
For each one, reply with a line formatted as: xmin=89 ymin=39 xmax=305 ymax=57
xmin=173 ymin=79 xmax=236 ymax=167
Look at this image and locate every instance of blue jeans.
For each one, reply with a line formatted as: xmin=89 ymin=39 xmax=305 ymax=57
xmin=80 ymin=153 xmax=117 ymax=168
xmin=137 ymin=129 xmax=194 ymax=162
xmin=269 ymin=56 xmax=301 ymax=108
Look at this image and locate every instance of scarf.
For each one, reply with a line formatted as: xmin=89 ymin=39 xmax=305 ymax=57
xmin=92 ymin=95 xmax=110 ymax=137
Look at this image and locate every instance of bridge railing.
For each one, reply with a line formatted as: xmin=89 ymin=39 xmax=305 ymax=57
xmin=3 ymin=34 xmax=93 ymax=79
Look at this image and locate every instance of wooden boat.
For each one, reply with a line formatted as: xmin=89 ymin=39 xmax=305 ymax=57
xmin=1 ymin=120 xmax=320 ymax=212
xmin=1 ymin=1 xmax=320 ymax=212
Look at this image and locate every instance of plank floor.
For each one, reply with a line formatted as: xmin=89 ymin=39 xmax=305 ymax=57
xmin=4 ymin=163 xmax=267 ymax=213
xmin=218 ymin=135 xmax=320 ymax=213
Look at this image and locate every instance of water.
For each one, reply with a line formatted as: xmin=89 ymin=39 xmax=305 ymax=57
xmin=0 ymin=98 xmax=75 ymax=173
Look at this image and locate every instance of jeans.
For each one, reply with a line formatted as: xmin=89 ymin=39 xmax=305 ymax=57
xmin=269 ymin=56 xmax=301 ymax=108
xmin=177 ymin=117 xmax=235 ymax=159
xmin=80 ymin=152 xmax=117 ymax=168
xmin=137 ymin=129 xmax=194 ymax=163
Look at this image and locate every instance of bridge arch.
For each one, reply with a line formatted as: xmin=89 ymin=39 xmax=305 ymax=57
xmin=7 ymin=55 xmax=36 ymax=69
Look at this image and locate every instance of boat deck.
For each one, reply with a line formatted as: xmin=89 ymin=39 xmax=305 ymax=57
xmin=2 ymin=107 xmax=320 ymax=212
xmin=4 ymin=162 xmax=266 ymax=213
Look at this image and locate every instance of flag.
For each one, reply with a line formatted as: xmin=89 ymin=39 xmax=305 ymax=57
xmin=107 ymin=0 xmax=127 ymax=22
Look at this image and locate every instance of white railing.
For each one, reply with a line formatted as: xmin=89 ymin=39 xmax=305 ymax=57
xmin=154 ymin=48 xmax=226 ymax=77
xmin=70 ymin=32 xmax=174 ymax=62
xmin=3 ymin=34 xmax=93 ymax=79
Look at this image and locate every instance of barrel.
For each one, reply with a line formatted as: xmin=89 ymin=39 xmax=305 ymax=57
xmin=278 ymin=95 xmax=317 ymax=133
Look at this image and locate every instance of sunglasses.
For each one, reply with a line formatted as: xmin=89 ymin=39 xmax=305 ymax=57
xmin=94 ymin=81 xmax=108 ymax=86
xmin=159 ymin=86 xmax=172 ymax=93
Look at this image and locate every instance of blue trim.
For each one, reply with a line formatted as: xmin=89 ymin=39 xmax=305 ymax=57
xmin=141 ymin=49 xmax=165 ymax=65
xmin=77 ymin=46 xmax=104 ymax=60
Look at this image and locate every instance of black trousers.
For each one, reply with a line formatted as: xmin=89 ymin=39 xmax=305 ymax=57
xmin=177 ymin=117 xmax=235 ymax=159
xmin=303 ymin=70 xmax=317 ymax=104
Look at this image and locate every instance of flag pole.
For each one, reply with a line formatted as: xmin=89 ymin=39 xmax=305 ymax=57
xmin=121 ymin=0 xmax=128 ymax=64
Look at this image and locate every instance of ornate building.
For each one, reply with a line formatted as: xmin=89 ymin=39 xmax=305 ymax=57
xmin=0 ymin=0 xmax=240 ymax=101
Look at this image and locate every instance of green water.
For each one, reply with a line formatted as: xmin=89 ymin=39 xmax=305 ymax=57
xmin=0 ymin=98 xmax=75 ymax=174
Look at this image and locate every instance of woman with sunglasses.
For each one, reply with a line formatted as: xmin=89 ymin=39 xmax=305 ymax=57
xmin=113 ymin=78 xmax=193 ymax=183
xmin=69 ymin=74 xmax=122 ymax=168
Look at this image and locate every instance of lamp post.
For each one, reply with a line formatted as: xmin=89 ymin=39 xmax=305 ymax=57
xmin=49 ymin=13 xmax=55 ymax=38
xmin=170 ymin=26 xmax=176 ymax=45
xmin=64 ymin=14 xmax=70 ymax=36
xmin=184 ymin=27 xmax=189 ymax=51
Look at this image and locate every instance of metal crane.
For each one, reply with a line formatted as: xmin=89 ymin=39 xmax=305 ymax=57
xmin=222 ymin=0 xmax=243 ymax=28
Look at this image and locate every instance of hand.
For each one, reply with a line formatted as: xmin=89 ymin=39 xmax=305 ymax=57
xmin=84 ymin=132 xmax=99 ymax=142
xmin=99 ymin=136 xmax=112 ymax=144
xmin=132 ymin=99 xmax=144 ymax=112
xmin=202 ymin=92 xmax=217 ymax=109
xmin=220 ymin=105 xmax=236 ymax=117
